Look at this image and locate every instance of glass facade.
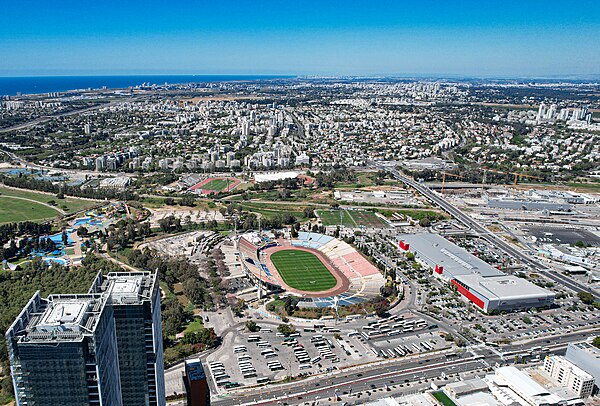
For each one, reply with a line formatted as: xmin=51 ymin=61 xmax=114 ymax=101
xmin=5 ymin=293 xmax=123 ymax=406
xmin=91 ymin=272 xmax=166 ymax=406
xmin=6 ymin=272 xmax=166 ymax=406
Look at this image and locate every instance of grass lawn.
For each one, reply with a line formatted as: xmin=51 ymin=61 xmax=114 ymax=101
xmin=270 ymin=249 xmax=337 ymax=292
xmin=202 ymin=178 xmax=233 ymax=191
xmin=241 ymin=202 xmax=307 ymax=220
xmin=0 ymin=186 xmax=98 ymax=213
xmin=347 ymin=210 xmax=388 ymax=228
xmin=0 ymin=195 xmax=61 ymax=223
xmin=317 ymin=209 xmax=357 ymax=227
xmin=317 ymin=209 xmax=388 ymax=228
xmin=432 ymin=391 xmax=457 ymax=406
xmin=183 ymin=317 xmax=204 ymax=334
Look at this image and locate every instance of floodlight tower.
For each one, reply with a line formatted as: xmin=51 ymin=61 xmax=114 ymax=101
xmin=333 ymin=295 xmax=340 ymax=325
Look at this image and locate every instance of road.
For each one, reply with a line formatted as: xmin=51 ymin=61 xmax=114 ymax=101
xmin=376 ymin=163 xmax=598 ymax=299
xmin=210 ymin=329 xmax=594 ymax=406
xmin=0 ymin=101 xmax=126 ymax=134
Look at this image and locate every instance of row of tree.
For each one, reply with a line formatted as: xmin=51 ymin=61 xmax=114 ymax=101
xmin=1 ymin=174 xmax=135 ymax=200
xmin=0 ymin=222 xmax=52 ymax=245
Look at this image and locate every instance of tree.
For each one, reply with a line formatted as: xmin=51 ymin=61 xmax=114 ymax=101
xmin=277 ymin=323 xmax=296 ymax=337
xmin=245 ymin=320 xmax=259 ymax=332
xmin=577 ymin=291 xmax=595 ymax=305
xmin=592 ymin=336 xmax=600 ymax=349
xmin=61 ymin=230 xmax=68 ymax=246
xmin=231 ymin=299 xmax=246 ymax=317
xmin=179 ymin=195 xmax=196 ymax=207
xmin=444 ymin=333 xmax=454 ymax=342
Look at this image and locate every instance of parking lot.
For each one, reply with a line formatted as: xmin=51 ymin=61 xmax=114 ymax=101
xmin=206 ymin=324 xmax=374 ymax=391
xmin=524 ymin=225 xmax=600 ymax=246
xmin=204 ymin=313 xmax=455 ymax=394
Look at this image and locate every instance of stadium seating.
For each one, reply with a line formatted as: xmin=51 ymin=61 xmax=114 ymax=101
xmin=246 ymin=232 xmax=384 ymax=303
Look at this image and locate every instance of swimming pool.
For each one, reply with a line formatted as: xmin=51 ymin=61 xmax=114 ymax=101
xmin=43 ymin=257 xmax=68 ymax=266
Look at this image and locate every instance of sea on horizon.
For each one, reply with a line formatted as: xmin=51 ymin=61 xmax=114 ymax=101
xmin=0 ymin=74 xmax=292 ymax=96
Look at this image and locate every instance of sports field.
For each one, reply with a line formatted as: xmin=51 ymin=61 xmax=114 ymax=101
xmin=317 ymin=209 xmax=387 ymax=228
xmin=270 ymin=249 xmax=337 ymax=292
xmin=0 ymin=196 xmax=61 ymax=223
xmin=202 ymin=178 xmax=233 ymax=191
xmin=189 ymin=177 xmax=240 ymax=194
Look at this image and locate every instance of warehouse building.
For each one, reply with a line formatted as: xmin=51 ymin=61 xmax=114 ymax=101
xmin=398 ymin=233 xmax=555 ymax=313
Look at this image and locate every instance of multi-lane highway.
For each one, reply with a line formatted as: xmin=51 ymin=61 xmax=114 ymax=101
xmin=212 ymin=329 xmax=594 ymax=406
xmin=377 ymin=164 xmax=598 ymax=299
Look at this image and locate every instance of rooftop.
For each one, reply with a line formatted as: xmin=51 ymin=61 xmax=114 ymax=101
xmin=185 ymin=358 xmax=206 ymax=381
xmin=455 ymin=274 xmax=555 ymax=301
xmin=90 ymin=272 xmax=155 ymax=306
xmin=398 ymin=233 xmax=503 ymax=278
xmin=7 ymin=293 xmax=108 ymax=344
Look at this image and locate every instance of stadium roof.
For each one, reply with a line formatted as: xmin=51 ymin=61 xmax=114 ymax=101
xmin=254 ymin=171 xmax=299 ymax=183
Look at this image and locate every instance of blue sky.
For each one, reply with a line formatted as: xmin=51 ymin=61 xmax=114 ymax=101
xmin=0 ymin=0 xmax=599 ymax=77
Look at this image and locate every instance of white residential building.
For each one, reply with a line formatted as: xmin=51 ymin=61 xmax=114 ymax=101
xmin=543 ymin=355 xmax=594 ymax=398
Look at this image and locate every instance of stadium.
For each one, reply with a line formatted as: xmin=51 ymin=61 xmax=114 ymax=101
xmin=237 ymin=231 xmax=385 ymax=308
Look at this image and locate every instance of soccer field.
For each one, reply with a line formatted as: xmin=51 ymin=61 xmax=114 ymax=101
xmin=316 ymin=209 xmax=357 ymax=227
xmin=270 ymin=249 xmax=337 ymax=292
xmin=202 ymin=178 xmax=232 ymax=192
xmin=317 ymin=209 xmax=387 ymax=228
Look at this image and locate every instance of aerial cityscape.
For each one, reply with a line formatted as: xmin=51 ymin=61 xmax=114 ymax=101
xmin=0 ymin=1 xmax=599 ymax=406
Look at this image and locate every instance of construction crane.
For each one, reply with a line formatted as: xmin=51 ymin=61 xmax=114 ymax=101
xmin=481 ymin=168 xmax=542 ymax=190
xmin=440 ymin=171 xmax=464 ymax=194
xmin=510 ymin=172 xmax=543 ymax=189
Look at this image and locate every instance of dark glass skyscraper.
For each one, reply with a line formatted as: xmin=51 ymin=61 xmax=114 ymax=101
xmin=5 ymin=292 xmax=123 ymax=406
xmin=6 ymin=271 xmax=165 ymax=406
xmin=89 ymin=271 xmax=166 ymax=406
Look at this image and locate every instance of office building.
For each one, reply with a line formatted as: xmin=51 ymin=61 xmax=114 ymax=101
xmin=5 ymin=292 xmax=123 ymax=406
xmin=543 ymin=355 xmax=594 ymax=397
xmin=6 ymin=272 xmax=166 ymax=406
xmin=565 ymin=342 xmax=600 ymax=392
xmin=183 ymin=358 xmax=210 ymax=406
xmin=89 ymin=272 xmax=166 ymax=406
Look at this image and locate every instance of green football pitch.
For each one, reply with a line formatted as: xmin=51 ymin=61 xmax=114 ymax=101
xmin=317 ymin=209 xmax=387 ymax=228
xmin=202 ymin=178 xmax=233 ymax=191
xmin=270 ymin=249 xmax=337 ymax=292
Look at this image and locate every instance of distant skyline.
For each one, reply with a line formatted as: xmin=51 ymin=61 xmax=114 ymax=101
xmin=1 ymin=0 xmax=599 ymax=77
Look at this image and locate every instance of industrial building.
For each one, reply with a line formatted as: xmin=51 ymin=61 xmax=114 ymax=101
xmin=486 ymin=196 xmax=572 ymax=212
xmin=398 ymin=233 xmax=555 ymax=313
xmin=493 ymin=366 xmax=564 ymax=405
